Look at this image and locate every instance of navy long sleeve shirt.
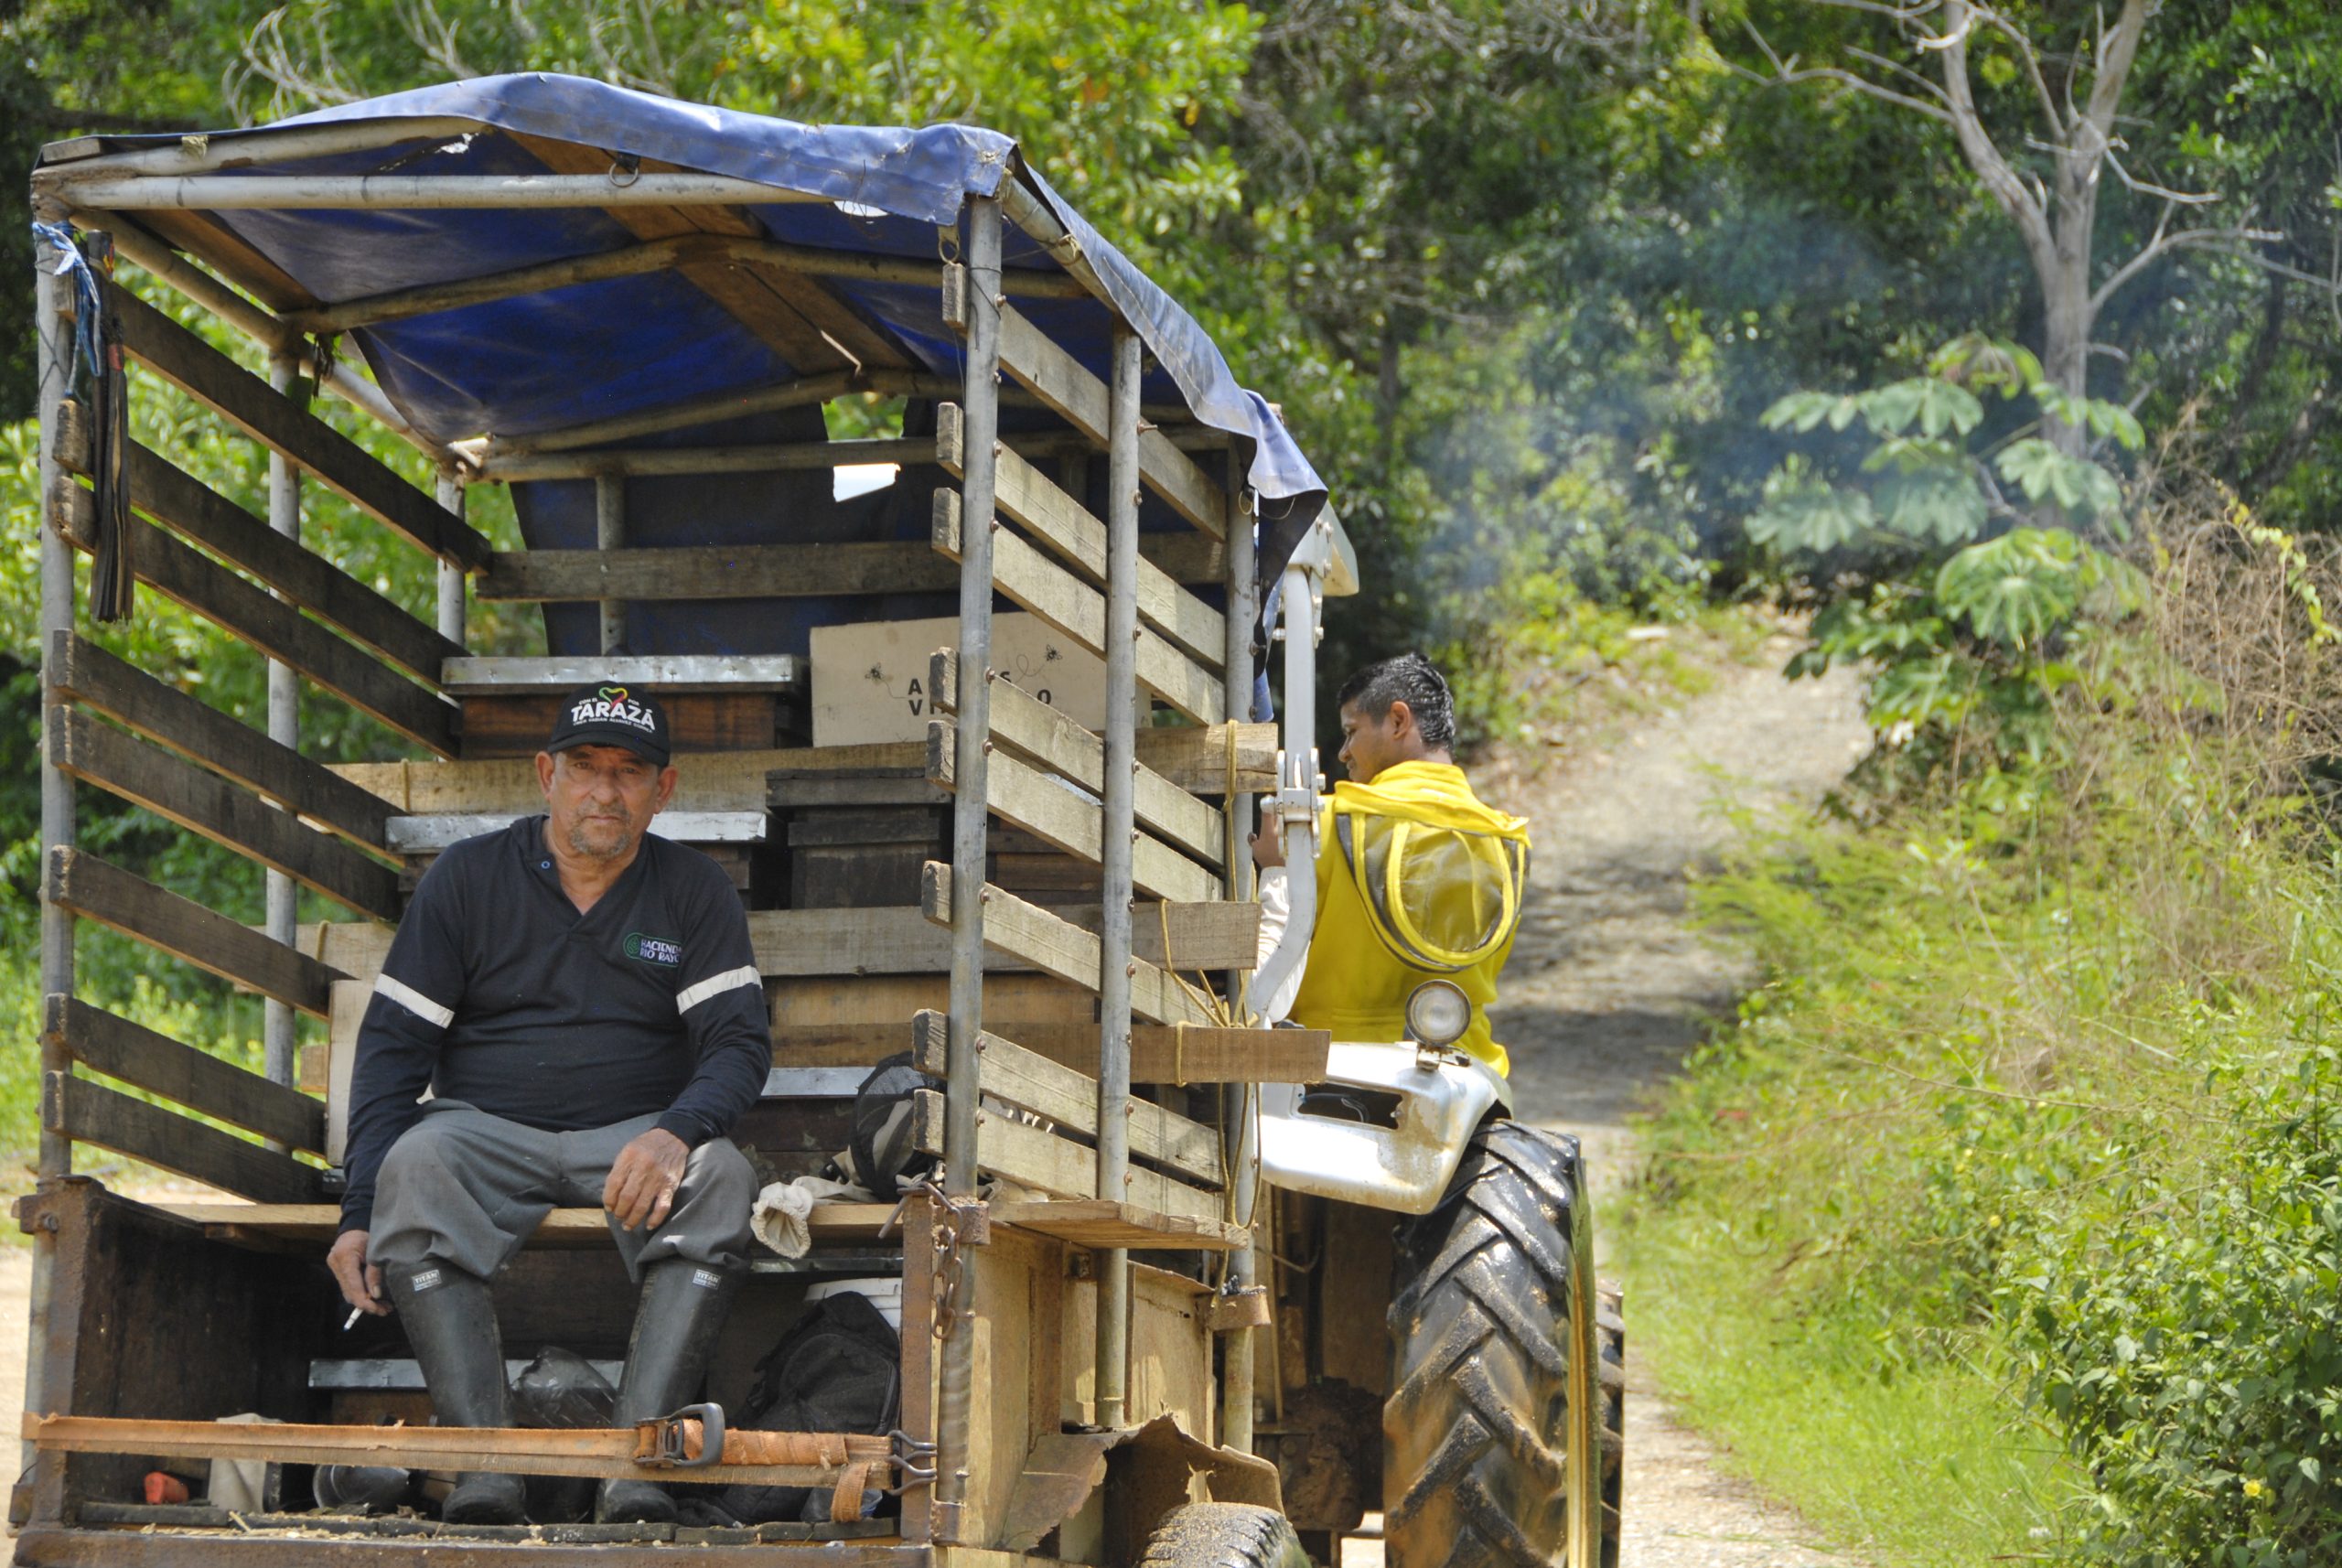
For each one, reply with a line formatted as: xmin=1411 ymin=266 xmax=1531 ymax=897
xmin=338 ymin=816 xmax=770 ymax=1234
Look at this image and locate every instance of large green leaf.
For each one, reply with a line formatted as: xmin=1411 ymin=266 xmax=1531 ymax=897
xmin=1746 ymin=458 xmax=1877 ymax=553
xmin=1860 ymin=378 xmax=1982 ymax=438
xmin=1933 ymin=529 xmax=2090 ymax=647
xmin=1875 ymin=463 xmax=1990 ymax=545
xmin=1996 ymin=439 xmax=2124 ymax=522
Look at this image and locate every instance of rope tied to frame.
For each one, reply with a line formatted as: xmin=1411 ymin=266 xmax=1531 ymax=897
xmin=32 ymin=222 xmax=133 ymax=621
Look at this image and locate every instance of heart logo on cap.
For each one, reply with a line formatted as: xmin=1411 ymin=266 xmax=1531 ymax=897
xmin=600 ymin=686 xmax=629 ymax=703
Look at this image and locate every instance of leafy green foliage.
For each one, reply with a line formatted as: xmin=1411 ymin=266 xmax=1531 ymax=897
xmin=1746 ymin=341 xmax=2149 ymax=772
xmin=2009 ymin=1070 xmax=2342 ymax=1565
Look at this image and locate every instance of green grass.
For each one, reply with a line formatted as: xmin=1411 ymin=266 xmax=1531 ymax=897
xmin=1621 ymin=1200 xmax=2072 ymax=1565
xmin=1606 ymin=667 xmax=2342 ymax=1564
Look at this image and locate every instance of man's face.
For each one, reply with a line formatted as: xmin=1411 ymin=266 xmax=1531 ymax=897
xmin=536 ymin=744 xmax=676 ymax=863
xmin=1338 ymin=700 xmax=1409 ymax=784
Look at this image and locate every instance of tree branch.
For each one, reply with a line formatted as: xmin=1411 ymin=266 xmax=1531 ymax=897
xmin=2093 ymin=224 xmax=2290 ymax=312
xmin=2077 ymin=0 xmax=2153 ymax=165
xmin=2099 ymin=141 xmax=2218 ymax=207
xmin=1733 ymin=19 xmax=1955 ymax=124
xmin=1971 ymin=3 xmax=2067 ymax=138
xmin=1935 ymin=2 xmax=2056 ymax=270
xmin=1844 ymin=45 xmax=1951 ymax=106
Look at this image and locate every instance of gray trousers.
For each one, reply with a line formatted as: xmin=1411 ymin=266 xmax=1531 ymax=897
xmin=370 ymin=1100 xmax=756 ymax=1282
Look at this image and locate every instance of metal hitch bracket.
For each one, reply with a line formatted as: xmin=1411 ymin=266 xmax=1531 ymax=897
xmin=636 ymin=1403 xmax=726 ymax=1469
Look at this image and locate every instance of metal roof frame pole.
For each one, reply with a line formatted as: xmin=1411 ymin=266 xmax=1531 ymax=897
xmin=26 ymin=216 xmax=80 ymax=1503
xmin=595 ymin=477 xmax=626 ymax=653
xmin=998 ymin=176 xmax=1115 ymax=314
xmin=435 ymin=472 xmax=467 ymax=646
xmin=262 ymin=359 xmax=302 ymax=1101
xmin=47 ymin=173 xmax=833 ymax=211
xmin=934 ymin=189 xmax=1003 ymax=1546
xmin=38 ymin=116 xmax=488 ymax=178
xmin=1093 ymin=328 xmax=1142 ymax=1431
xmin=1219 ymin=453 xmax=1261 ymax=1455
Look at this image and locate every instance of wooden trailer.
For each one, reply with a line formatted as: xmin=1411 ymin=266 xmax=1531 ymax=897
xmin=18 ymin=76 xmax=1355 ymax=1567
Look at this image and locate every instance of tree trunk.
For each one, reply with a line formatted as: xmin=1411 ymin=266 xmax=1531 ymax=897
xmin=2040 ymin=231 xmax=2095 ymax=457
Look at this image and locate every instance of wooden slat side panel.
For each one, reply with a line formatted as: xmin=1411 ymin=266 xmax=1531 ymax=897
xmin=1135 ymin=725 xmax=1278 ymax=795
xmin=926 ymin=718 xmax=1219 ymax=905
xmin=105 ymin=283 xmax=489 ymax=569
xmin=54 ymin=403 xmax=458 ymax=682
xmin=990 ymin=1200 xmax=1244 ymax=1251
xmin=952 ymin=288 xmax=1227 ymax=540
xmin=46 ymin=995 xmax=324 ymax=1154
xmin=303 ymin=904 xmax=1253 ymax=986
xmin=1142 ymin=532 xmax=1227 ymax=587
xmin=48 ymin=482 xmax=458 ymax=757
xmin=938 ymin=1022 xmax=1327 ymax=1084
xmin=931 ymin=650 xmax=1224 ymax=868
xmin=918 ymin=862 xmax=1214 ymax=1026
xmin=43 ymin=1072 xmax=320 ymax=1203
xmin=48 ymin=848 xmax=338 ymax=1018
xmin=23 ymin=1412 xmax=887 ymax=1485
xmin=939 ymin=405 xmax=1225 ymax=667
xmin=49 ymin=709 xmax=403 ymax=922
xmin=909 ymin=1011 xmax=1221 ymax=1187
xmin=50 ymin=632 xmax=396 ymax=853
xmin=148 ymin=1202 xmax=897 ymax=1246
xmin=331 ymin=733 xmax=1267 ymax=811
xmin=476 ymin=543 xmax=956 ymax=602
xmin=909 ymin=1089 xmax=1215 ymax=1219
xmin=932 ymin=490 xmax=1223 ymax=725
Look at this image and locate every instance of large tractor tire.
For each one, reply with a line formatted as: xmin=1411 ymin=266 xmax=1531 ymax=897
xmin=1383 ymin=1121 xmax=1623 ymax=1568
xmin=1136 ymin=1503 xmax=1313 ymax=1568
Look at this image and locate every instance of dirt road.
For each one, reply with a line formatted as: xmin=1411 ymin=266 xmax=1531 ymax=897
xmin=1490 ymin=650 xmax=1872 ymax=1567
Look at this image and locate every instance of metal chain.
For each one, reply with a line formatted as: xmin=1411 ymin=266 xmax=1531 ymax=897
xmin=913 ymin=1178 xmax=983 ymax=1342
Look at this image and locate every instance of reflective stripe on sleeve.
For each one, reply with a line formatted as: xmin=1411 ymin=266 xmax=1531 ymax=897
xmin=373 ymin=972 xmax=455 ymax=1029
xmin=676 ymin=964 xmax=761 ymax=1015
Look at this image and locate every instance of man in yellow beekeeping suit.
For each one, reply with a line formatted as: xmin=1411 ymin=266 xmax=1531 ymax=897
xmin=1252 ymin=652 xmax=1531 ymax=1073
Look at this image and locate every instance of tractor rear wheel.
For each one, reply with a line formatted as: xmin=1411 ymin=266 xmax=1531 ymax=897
xmin=1136 ymin=1503 xmax=1313 ymax=1568
xmin=1382 ymin=1121 xmax=1622 ymax=1568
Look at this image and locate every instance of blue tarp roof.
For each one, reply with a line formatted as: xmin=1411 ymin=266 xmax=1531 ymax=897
xmin=167 ymin=73 xmax=1327 ymax=508
xmin=65 ymin=74 xmax=1328 ymax=665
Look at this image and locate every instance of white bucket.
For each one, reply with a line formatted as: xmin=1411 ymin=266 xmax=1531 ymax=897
xmin=805 ymin=1275 xmax=904 ymax=1331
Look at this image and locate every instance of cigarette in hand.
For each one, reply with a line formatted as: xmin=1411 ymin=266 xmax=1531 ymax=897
xmin=342 ymin=1306 xmax=363 ymax=1331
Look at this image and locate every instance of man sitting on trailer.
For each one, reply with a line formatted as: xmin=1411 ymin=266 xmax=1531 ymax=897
xmin=1252 ymin=652 xmax=1530 ymax=1072
xmin=327 ymin=684 xmax=768 ymax=1527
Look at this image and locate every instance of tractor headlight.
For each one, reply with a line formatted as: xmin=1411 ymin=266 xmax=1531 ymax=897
xmin=1405 ymin=980 xmax=1472 ymax=1049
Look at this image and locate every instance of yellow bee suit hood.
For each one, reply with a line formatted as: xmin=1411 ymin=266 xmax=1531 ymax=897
xmin=1287 ymin=761 xmax=1531 ymax=1075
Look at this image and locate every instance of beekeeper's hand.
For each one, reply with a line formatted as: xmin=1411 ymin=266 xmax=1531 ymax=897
xmin=605 ymin=1127 xmax=689 ymax=1231
xmin=328 ymin=1229 xmax=388 ymax=1316
xmin=1251 ymin=806 xmax=1285 ymax=869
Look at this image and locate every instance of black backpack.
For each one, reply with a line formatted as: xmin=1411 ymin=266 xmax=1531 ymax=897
xmin=714 ymin=1291 xmax=902 ymax=1524
xmin=850 ymin=1052 xmax=929 ymax=1201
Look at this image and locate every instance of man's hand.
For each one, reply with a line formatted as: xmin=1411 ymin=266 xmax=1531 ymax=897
xmin=604 ymin=1128 xmax=690 ymax=1231
xmin=328 ymin=1229 xmax=388 ymax=1316
xmin=1251 ymin=806 xmax=1286 ymax=869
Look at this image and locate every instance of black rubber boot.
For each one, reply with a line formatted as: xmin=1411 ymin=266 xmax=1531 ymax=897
xmin=387 ymin=1261 xmax=528 ymax=1526
xmin=596 ymin=1261 xmax=746 ymax=1524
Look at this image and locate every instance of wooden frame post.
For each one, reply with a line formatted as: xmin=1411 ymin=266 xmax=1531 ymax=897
xmin=933 ymin=189 xmax=1004 ymax=1546
xmin=1220 ymin=451 xmax=1262 ymax=1455
xmin=1093 ymin=328 xmax=1142 ymax=1429
xmin=594 ymin=476 xmax=625 ymax=654
xmin=26 ymin=212 xmax=80 ymax=1520
xmin=31 ymin=231 xmax=78 ymax=1175
xmin=261 ymin=358 xmax=300 ymax=1095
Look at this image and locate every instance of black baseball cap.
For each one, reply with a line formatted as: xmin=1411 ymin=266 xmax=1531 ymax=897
xmin=547 ymin=682 xmax=671 ymax=767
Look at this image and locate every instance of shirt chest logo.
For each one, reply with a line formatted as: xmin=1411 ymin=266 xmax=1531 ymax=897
xmin=624 ymin=932 xmax=682 ymax=967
